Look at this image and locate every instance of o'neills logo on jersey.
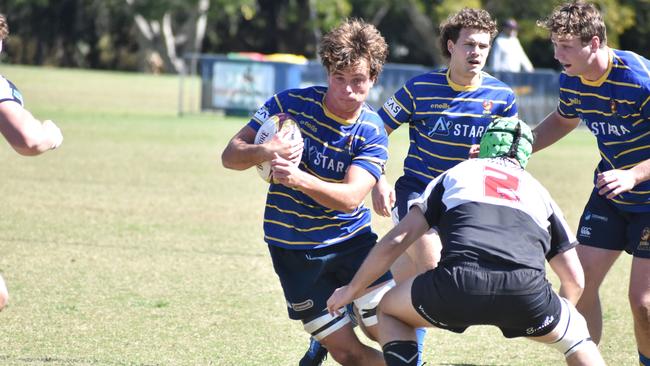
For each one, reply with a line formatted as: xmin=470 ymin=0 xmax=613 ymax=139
xmin=482 ymin=100 xmax=493 ymax=114
xmin=568 ymin=97 xmax=581 ymax=106
xmin=431 ymin=102 xmax=450 ymax=110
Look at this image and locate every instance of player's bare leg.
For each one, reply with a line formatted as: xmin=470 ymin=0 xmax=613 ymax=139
xmin=575 ymin=245 xmax=620 ymax=344
xmin=0 ymin=274 xmax=8 ymax=311
xmin=629 ymin=257 xmax=650 ymax=363
xmin=377 ymin=278 xmax=432 ymax=366
xmin=530 ymin=298 xmax=605 ymax=366
xmin=391 ymin=232 xmax=440 ymax=282
xmin=319 ymin=323 xmax=385 ymax=366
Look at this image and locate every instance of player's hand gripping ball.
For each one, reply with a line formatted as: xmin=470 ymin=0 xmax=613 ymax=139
xmin=254 ymin=113 xmax=302 ymax=182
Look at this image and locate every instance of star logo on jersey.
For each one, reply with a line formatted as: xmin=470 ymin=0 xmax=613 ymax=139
xmin=426 ymin=117 xmax=451 ymax=136
xmin=482 ymin=100 xmax=493 ymax=114
xmin=640 ymin=227 xmax=650 ymax=251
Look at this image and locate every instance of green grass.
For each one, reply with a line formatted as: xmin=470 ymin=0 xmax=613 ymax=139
xmin=0 ymin=64 xmax=636 ymax=365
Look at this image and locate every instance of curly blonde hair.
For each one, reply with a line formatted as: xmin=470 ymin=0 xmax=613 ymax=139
xmin=318 ymin=18 xmax=388 ymax=81
xmin=537 ymin=1 xmax=607 ymax=46
xmin=0 ymin=14 xmax=8 ymax=40
xmin=439 ymin=8 xmax=498 ymax=59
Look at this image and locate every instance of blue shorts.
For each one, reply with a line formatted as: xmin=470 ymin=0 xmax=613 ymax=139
xmin=577 ymin=190 xmax=650 ymax=258
xmin=394 ymin=175 xmax=428 ymax=221
xmin=268 ymin=232 xmax=393 ymax=321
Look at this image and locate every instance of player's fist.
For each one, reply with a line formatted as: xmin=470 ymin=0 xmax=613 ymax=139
xmin=43 ymin=120 xmax=63 ymax=150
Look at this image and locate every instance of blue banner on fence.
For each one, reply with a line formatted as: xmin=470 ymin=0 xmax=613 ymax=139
xmin=197 ymin=55 xmax=560 ymax=123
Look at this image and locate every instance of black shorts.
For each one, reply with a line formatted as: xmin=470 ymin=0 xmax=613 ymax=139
xmin=577 ymin=190 xmax=650 ymax=258
xmin=268 ymin=232 xmax=393 ymax=321
xmin=411 ymin=263 xmax=561 ymax=338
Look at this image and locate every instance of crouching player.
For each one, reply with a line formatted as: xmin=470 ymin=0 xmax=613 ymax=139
xmin=327 ymin=118 xmax=605 ymax=365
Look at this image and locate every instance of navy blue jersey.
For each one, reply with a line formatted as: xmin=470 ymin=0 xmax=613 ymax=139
xmin=558 ymin=49 xmax=650 ymax=212
xmin=0 ymin=75 xmax=24 ymax=106
xmin=378 ymin=69 xmax=517 ymax=186
xmin=247 ymin=86 xmax=388 ymax=249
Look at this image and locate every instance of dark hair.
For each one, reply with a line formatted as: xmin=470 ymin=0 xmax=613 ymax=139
xmin=439 ymin=8 xmax=498 ymax=58
xmin=0 ymin=14 xmax=8 ymax=40
xmin=319 ymin=18 xmax=388 ymax=81
xmin=537 ymin=1 xmax=607 ymax=46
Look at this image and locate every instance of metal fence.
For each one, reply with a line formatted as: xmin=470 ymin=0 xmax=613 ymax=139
xmin=184 ymin=54 xmax=560 ymax=124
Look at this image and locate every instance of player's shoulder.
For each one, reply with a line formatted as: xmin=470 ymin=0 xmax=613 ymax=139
xmin=405 ymin=68 xmax=448 ymax=87
xmin=358 ymin=105 xmax=386 ymax=134
xmin=481 ymin=72 xmax=515 ymax=91
xmin=612 ymin=49 xmax=650 ymax=85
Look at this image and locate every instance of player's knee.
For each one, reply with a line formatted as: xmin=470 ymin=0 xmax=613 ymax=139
xmin=628 ymin=291 xmax=650 ymax=326
xmin=327 ymin=346 xmax=359 ymax=365
xmin=547 ymin=298 xmax=594 ymax=358
xmin=354 ymin=280 xmax=395 ymax=328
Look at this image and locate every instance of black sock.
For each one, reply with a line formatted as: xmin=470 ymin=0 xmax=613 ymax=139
xmin=382 ymin=340 xmax=419 ymax=366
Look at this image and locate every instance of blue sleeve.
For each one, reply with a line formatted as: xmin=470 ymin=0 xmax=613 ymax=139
xmin=378 ymin=83 xmax=415 ymax=130
xmin=246 ymin=93 xmax=285 ymax=132
xmin=351 ymin=119 xmax=389 ymax=181
xmin=557 ymin=74 xmax=578 ymax=119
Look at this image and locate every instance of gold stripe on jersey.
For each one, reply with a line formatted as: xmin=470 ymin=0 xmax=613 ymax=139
xmin=266 ymin=204 xmax=338 ymax=220
xmin=415 ymin=110 xmax=484 ymax=118
xmin=274 ymin=94 xmax=284 ymax=112
xmin=265 ymin=219 xmax=345 ymax=232
xmin=414 ymin=96 xmax=507 ymax=105
xmin=559 ymin=88 xmax=638 ymax=105
xmin=263 ymin=235 xmax=321 ymax=246
xmin=604 ymin=130 xmax=650 ymax=145
xmin=288 ymin=92 xmax=323 ymax=108
xmin=641 ymin=95 xmax=650 ymax=110
xmin=614 ymin=144 xmax=650 ymax=159
xmin=301 ymin=165 xmax=343 ymax=183
xmin=381 ymin=106 xmax=403 ymax=126
xmin=605 ymin=79 xmax=641 ymax=88
xmin=609 ymin=197 xmax=650 ymax=206
xmin=503 ymin=100 xmax=516 ymax=113
xmin=300 ymin=129 xmax=344 ymax=153
xmin=397 ymin=86 xmax=414 ymax=114
xmin=268 ymin=191 xmax=334 ymax=213
xmin=417 ymin=145 xmax=466 ymax=162
xmin=633 ymin=119 xmax=646 ymax=127
xmin=574 ymin=108 xmax=614 ymax=117
xmin=325 ymin=223 xmax=372 ymax=244
xmin=289 ymin=109 xmax=346 ymax=137
xmin=360 ymin=144 xmax=388 ymax=153
xmin=358 ymin=121 xmax=382 ymax=135
xmin=404 ymin=166 xmax=435 ymax=180
xmin=599 ymin=151 xmax=615 ymax=169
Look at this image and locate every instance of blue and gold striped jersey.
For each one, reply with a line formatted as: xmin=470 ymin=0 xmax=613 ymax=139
xmin=247 ymin=86 xmax=388 ymax=249
xmin=558 ymin=49 xmax=650 ymax=212
xmin=378 ymin=69 xmax=517 ymax=186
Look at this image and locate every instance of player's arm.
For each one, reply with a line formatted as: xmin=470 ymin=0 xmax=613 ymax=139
xmin=326 ymin=206 xmax=430 ymax=313
xmin=0 ymin=101 xmax=62 ymax=156
xmin=532 ymin=110 xmax=581 ymax=152
xmin=548 ymin=248 xmax=584 ymax=305
xmin=371 ymin=122 xmax=395 ymax=217
xmin=596 ymin=158 xmax=650 ymax=199
xmin=221 ymin=125 xmax=302 ymax=171
xmin=272 ymin=157 xmax=376 ymax=213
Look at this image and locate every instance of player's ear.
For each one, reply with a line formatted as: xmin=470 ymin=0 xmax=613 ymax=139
xmin=589 ymin=36 xmax=600 ymax=52
xmin=447 ymin=39 xmax=454 ymax=55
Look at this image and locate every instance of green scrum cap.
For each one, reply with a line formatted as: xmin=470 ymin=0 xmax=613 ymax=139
xmin=479 ymin=117 xmax=534 ymax=168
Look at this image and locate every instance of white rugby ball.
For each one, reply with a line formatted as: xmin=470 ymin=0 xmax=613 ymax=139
xmin=254 ymin=113 xmax=302 ymax=182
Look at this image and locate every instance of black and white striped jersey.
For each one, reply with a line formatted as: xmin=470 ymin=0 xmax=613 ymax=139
xmin=409 ymin=157 xmax=577 ymax=272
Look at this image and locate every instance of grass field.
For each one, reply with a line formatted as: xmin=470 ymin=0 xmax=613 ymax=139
xmin=0 ymin=64 xmax=636 ymax=365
